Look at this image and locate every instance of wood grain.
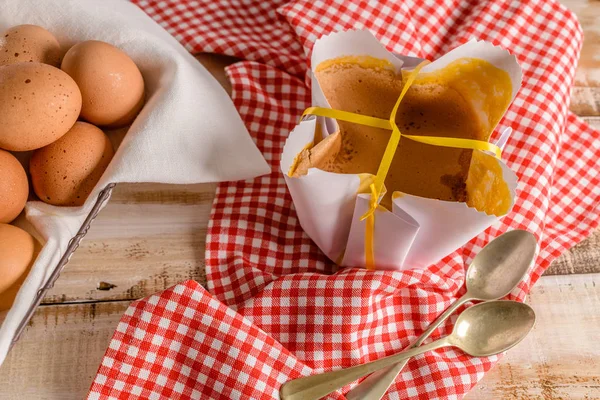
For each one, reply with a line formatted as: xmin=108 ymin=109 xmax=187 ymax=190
xmin=546 ymin=227 xmax=600 ymax=275
xmin=42 ymin=183 xmax=215 ymax=304
xmin=564 ymin=0 xmax=600 ymax=116
xmin=1 ymin=274 xmax=598 ymax=400
xmin=0 ymin=301 xmax=129 ymax=400
xmin=465 ymin=273 xmax=600 ymax=400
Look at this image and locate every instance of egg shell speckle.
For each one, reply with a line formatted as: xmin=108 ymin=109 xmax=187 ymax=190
xmin=61 ymin=40 xmax=145 ymax=127
xmin=0 ymin=62 xmax=82 ymax=151
xmin=0 ymin=150 xmax=29 ymax=223
xmin=30 ymin=121 xmax=114 ymax=206
xmin=0 ymin=24 xmax=62 ymax=67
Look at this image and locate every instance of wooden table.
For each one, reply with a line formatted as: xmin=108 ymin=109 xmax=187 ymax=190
xmin=1 ymin=1 xmax=599 ymax=398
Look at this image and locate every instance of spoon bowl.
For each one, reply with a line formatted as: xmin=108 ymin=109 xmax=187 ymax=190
xmin=466 ymin=230 xmax=538 ymax=301
xmin=449 ymin=300 xmax=536 ymax=356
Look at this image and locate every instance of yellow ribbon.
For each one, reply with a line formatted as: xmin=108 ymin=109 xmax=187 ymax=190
xmin=302 ymin=61 xmax=502 ymax=269
xmin=301 ymin=107 xmax=502 ymax=161
xmin=302 ymin=107 xmax=391 ymax=130
xmin=365 ymin=183 xmax=377 ymax=270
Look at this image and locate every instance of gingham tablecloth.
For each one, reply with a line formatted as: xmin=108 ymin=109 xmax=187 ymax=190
xmin=89 ymin=0 xmax=600 ymax=399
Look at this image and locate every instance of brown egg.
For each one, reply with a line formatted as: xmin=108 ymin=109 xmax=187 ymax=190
xmin=0 ymin=24 xmax=62 ymax=67
xmin=0 ymin=62 xmax=82 ymax=151
xmin=30 ymin=122 xmax=114 ymax=206
xmin=0 ymin=224 xmax=37 ymax=311
xmin=0 ymin=275 xmax=29 ymax=311
xmin=0 ymin=150 xmax=28 ymax=223
xmin=61 ymin=40 xmax=145 ymax=127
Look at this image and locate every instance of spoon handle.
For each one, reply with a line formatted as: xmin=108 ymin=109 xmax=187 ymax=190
xmin=345 ymin=293 xmax=471 ymax=400
xmin=279 ymin=338 xmax=450 ymax=400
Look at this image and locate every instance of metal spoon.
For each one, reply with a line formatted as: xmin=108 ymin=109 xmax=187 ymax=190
xmin=279 ymin=300 xmax=535 ymax=400
xmin=345 ymin=229 xmax=538 ymax=400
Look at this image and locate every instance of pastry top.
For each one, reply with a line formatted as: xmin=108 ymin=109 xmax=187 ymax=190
xmin=291 ymin=55 xmax=512 ymax=216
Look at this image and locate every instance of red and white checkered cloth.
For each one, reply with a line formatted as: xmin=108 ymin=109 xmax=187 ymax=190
xmin=89 ymin=0 xmax=600 ymax=399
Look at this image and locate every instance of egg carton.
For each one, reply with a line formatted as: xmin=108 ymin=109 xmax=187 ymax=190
xmin=9 ymin=183 xmax=116 ymax=348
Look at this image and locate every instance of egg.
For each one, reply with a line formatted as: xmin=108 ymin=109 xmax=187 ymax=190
xmin=0 ymin=24 xmax=62 ymax=67
xmin=0 ymin=150 xmax=29 ymax=223
xmin=30 ymin=121 xmax=114 ymax=206
xmin=0 ymin=277 xmax=27 ymax=311
xmin=0 ymin=223 xmax=38 ymax=311
xmin=61 ymin=40 xmax=145 ymax=127
xmin=0 ymin=62 xmax=82 ymax=151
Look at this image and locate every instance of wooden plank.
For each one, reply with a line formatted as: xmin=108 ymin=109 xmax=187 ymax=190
xmin=563 ymin=0 xmax=600 ymax=116
xmin=1 ymin=273 xmax=598 ymax=399
xmin=41 ymin=183 xmax=216 ymax=304
xmin=546 ymin=228 xmax=600 ymax=275
xmin=0 ymin=301 xmax=129 ymax=400
xmin=571 ymin=86 xmax=600 ymax=116
xmin=465 ymin=273 xmax=600 ymax=399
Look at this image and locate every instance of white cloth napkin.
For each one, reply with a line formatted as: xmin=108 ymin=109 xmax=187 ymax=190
xmin=0 ymin=0 xmax=270 ymax=365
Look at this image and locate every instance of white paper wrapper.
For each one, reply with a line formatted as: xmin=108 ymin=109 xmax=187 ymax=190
xmin=281 ymin=30 xmax=521 ymax=271
xmin=0 ymin=0 xmax=270 ymax=365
